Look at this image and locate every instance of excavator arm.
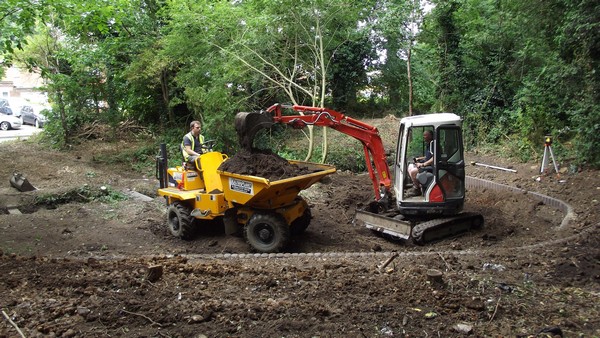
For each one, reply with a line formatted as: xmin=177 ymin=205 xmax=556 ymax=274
xmin=235 ymin=104 xmax=392 ymax=202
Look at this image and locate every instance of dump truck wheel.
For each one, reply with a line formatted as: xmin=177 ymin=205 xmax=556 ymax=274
xmin=167 ymin=202 xmax=195 ymax=239
xmin=245 ymin=213 xmax=290 ymax=253
xmin=290 ymin=208 xmax=312 ymax=236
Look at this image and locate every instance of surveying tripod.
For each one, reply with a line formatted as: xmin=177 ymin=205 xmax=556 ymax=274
xmin=540 ymin=135 xmax=559 ymax=175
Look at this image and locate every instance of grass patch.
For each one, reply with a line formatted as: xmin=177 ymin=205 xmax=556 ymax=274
xmin=35 ymin=185 xmax=128 ymax=208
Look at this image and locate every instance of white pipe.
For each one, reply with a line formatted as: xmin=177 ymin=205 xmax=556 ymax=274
xmin=470 ymin=161 xmax=517 ymax=173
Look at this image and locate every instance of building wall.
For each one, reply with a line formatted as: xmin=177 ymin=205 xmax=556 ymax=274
xmin=0 ymin=66 xmax=49 ymax=108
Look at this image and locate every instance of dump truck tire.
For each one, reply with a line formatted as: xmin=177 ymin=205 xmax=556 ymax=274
xmin=167 ymin=202 xmax=195 ymax=240
xmin=245 ymin=213 xmax=290 ymax=253
xmin=290 ymin=208 xmax=311 ymax=236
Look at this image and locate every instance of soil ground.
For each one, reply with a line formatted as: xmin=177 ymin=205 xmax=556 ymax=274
xmin=0 ymin=117 xmax=598 ymax=338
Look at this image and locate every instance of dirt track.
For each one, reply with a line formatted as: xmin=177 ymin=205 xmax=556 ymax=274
xmin=0 ymin=127 xmax=599 ymax=337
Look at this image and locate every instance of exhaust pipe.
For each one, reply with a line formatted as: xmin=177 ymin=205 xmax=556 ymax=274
xmin=156 ymin=143 xmax=168 ymax=189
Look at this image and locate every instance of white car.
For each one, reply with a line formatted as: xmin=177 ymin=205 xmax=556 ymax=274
xmin=0 ymin=106 xmax=23 ymax=130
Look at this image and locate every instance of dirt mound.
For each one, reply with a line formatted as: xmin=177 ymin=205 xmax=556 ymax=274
xmin=218 ymin=148 xmax=316 ymax=180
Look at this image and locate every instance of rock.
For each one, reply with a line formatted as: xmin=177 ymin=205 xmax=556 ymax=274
xmin=62 ymin=329 xmax=77 ymax=337
xmin=424 ymin=311 xmax=438 ymax=319
xmin=453 ymin=323 xmax=473 ymax=334
xmin=77 ymin=307 xmax=91 ymax=316
xmin=191 ymin=312 xmax=212 ymax=323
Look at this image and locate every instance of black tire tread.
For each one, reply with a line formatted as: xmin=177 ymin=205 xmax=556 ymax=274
xmin=167 ymin=202 xmax=196 ymax=240
xmin=245 ymin=213 xmax=290 ymax=253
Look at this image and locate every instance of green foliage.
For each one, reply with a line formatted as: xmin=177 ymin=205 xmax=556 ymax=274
xmin=323 ymin=145 xmax=367 ymax=172
xmin=264 ymin=125 xmax=367 ymax=172
xmin=93 ymin=141 xmax=160 ymax=173
xmin=421 ymin=0 xmax=600 ymax=167
xmin=275 ymin=144 xmax=366 ymax=172
xmin=0 ymin=0 xmax=42 ymax=58
xmin=3 ymin=0 xmax=598 ymax=167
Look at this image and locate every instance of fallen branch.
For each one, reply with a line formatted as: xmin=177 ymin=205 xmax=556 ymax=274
xmin=120 ymin=309 xmax=163 ymax=327
xmin=2 ymin=310 xmax=26 ymax=338
xmin=437 ymin=252 xmax=453 ymax=271
xmin=489 ymin=296 xmax=501 ymax=322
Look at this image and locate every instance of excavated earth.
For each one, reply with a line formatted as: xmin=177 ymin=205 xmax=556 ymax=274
xmin=0 ymin=119 xmax=599 ymax=337
xmin=218 ymin=148 xmax=316 ymax=180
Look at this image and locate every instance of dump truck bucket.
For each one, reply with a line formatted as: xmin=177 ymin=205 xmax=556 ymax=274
xmin=10 ymin=172 xmax=36 ymax=192
xmin=235 ymin=111 xmax=275 ymax=150
xmin=219 ymin=161 xmax=336 ymax=209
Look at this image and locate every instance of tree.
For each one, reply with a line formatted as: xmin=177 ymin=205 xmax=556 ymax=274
xmin=161 ymin=0 xmax=373 ymax=161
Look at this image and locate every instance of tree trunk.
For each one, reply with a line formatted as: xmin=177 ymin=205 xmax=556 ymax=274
xmin=160 ymin=69 xmax=174 ymax=124
xmin=407 ymin=45 xmax=414 ymax=116
xmin=56 ymin=88 xmax=69 ymax=144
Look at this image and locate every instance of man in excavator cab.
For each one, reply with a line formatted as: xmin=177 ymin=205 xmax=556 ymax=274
xmin=407 ymin=129 xmax=434 ymax=196
xmin=181 ymin=120 xmax=205 ymax=170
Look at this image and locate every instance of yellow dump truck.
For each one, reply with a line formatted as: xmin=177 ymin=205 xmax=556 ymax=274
xmin=156 ymin=143 xmax=336 ymax=253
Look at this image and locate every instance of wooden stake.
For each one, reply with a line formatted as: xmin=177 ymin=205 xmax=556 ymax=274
xmin=378 ymin=253 xmax=399 ymax=273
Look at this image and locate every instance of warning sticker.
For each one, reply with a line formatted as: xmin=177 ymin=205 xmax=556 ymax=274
xmin=229 ymin=178 xmax=254 ymax=195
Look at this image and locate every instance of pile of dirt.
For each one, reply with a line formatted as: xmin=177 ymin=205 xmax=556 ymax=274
xmin=218 ymin=148 xmax=316 ymax=181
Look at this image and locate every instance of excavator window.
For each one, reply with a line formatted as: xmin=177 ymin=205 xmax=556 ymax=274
xmin=436 ymin=127 xmax=464 ymax=199
xmin=438 ymin=128 xmax=461 ymax=163
xmin=407 ymin=126 xmax=433 ymax=162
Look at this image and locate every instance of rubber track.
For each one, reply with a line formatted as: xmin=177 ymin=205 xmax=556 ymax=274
xmin=411 ymin=212 xmax=484 ymax=244
xmin=45 ymin=176 xmax=594 ymax=262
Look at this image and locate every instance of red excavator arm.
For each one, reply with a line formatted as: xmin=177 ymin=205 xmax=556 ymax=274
xmin=266 ymin=104 xmax=392 ymax=202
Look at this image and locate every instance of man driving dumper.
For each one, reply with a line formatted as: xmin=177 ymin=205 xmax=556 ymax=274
xmin=181 ymin=120 xmax=205 ymax=169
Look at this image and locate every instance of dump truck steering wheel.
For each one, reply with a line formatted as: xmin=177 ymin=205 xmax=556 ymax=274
xmin=202 ymin=140 xmax=216 ymax=152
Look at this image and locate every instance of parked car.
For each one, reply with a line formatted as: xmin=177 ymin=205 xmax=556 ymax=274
xmin=19 ymin=105 xmax=48 ymax=128
xmin=0 ymin=109 xmax=22 ymax=130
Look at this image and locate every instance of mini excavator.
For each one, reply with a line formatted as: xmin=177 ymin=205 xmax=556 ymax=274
xmin=235 ymin=104 xmax=483 ymax=243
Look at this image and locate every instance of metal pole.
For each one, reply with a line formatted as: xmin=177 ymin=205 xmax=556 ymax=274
xmin=157 ymin=143 xmax=168 ymax=189
xmin=548 ymin=146 xmax=559 ymax=174
xmin=540 ymin=145 xmax=549 ymax=174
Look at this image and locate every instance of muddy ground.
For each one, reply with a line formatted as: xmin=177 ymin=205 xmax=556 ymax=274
xmin=0 ymin=117 xmax=599 ymax=337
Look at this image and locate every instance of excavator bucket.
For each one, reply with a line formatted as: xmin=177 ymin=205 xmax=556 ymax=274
xmin=10 ymin=172 xmax=36 ymax=192
xmin=235 ymin=111 xmax=274 ymax=150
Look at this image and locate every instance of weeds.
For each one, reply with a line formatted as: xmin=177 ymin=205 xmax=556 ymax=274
xmin=35 ymin=185 xmax=128 ymax=207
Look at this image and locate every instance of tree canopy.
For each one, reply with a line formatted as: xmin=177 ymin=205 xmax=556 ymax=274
xmin=2 ymin=0 xmax=598 ymax=166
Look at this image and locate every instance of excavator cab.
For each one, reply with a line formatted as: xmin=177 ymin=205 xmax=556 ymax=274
xmin=394 ymin=114 xmax=466 ymax=216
